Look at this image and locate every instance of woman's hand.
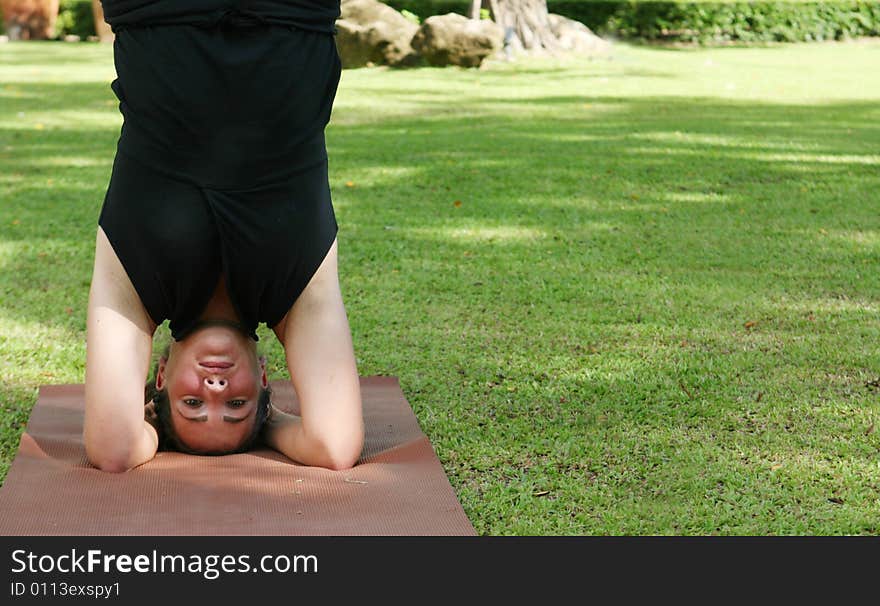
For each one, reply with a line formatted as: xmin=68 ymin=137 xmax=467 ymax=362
xmin=144 ymin=400 xmax=160 ymax=434
xmin=261 ymin=404 xmax=305 ymax=462
xmin=260 ymin=403 xmax=289 ymax=445
xmin=144 ymin=400 xmax=158 ymax=427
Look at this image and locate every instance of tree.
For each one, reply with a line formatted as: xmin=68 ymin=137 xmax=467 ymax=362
xmin=470 ymin=0 xmax=563 ymax=54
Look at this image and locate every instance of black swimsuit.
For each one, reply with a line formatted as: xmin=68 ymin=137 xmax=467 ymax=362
xmin=97 ymin=1 xmax=342 ymax=341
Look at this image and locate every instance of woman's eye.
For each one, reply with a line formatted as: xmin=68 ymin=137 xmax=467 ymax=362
xmin=183 ymin=399 xmax=201 ymax=407
xmin=228 ymin=400 xmax=247 ymax=409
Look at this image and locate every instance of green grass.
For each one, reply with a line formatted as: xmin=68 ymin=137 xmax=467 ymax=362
xmin=2 ymin=38 xmax=879 ymax=535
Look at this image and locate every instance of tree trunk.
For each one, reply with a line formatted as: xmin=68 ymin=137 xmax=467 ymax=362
xmin=469 ymin=0 xmax=482 ymax=20
xmin=487 ymin=0 xmax=563 ymax=54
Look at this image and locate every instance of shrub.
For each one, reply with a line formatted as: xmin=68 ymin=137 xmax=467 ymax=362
xmin=56 ymin=0 xmax=97 ymax=39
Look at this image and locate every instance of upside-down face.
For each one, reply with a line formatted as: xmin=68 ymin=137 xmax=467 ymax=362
xmin=156 ymin=322 xmax=268 ymax=454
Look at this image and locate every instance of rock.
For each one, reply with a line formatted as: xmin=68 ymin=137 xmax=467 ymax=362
xmin=547 ymin=14 xmax=611 ymax=56
xmin=63 ymin=34 xmax=80 ymax=42
xmin=336 ymin=0 xmax=420 ymax=68
xmin=411 ymin=13 xmax=503 ymax=68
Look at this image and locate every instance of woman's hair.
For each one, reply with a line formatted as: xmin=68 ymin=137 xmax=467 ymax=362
xmin=143 ymin=346 xmax=272 ymax=454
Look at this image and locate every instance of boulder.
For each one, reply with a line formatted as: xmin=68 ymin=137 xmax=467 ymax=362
xmin=547 ymin=13 xmax=611 ymax=56
xmin=411 ymin=13 xmax=503 ymax=68
xmin=336 ymin=0 xmax=420 ymax=68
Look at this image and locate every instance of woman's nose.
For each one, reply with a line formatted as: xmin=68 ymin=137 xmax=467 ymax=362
xmin=204 ymin=376 xmax=228 ymax=392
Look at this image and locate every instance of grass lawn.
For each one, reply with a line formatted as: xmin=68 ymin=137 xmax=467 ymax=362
xmin=1 ymin=37 xmax=879 ymax=535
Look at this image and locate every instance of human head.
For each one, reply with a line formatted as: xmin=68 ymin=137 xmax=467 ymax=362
xmin=145 ymin=322 xmax=272 ymax=455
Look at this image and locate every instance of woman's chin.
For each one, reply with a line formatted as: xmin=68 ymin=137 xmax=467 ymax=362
xmin=180 ymin=326 xmax=250 ymax=359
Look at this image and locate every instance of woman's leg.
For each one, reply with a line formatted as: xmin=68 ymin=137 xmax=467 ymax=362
xmin=270 ymin=237 xmax=364 ymax=468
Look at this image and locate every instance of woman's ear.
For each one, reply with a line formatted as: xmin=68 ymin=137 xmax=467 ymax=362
xmin=156 ymin=356 xmax=167 ymax=390
xmin=258 ymin=355 xmax=268 ymax=389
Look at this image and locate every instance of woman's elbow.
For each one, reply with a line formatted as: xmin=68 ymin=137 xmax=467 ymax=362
xmin=84 ymin=429 xmax=149 ymax=473
xmin=323 ymin=451 xmax=360 ymax=471
xmin=313 ymin=427 xmax=363 ymax=471
xmin=85 ymin=447 xmax=133 ymax=473
xmin=323 ymin=441 xmax=363 ymax=471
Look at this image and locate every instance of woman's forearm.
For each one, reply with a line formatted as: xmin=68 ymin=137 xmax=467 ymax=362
xmin=262 ymin=408 xmax=358 ymax=470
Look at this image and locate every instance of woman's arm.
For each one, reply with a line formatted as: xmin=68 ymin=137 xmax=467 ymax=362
xmin=83 ymin=227 xmax=158 ymax=472
xmin=268 ymin=239 xmax=364 ymax=470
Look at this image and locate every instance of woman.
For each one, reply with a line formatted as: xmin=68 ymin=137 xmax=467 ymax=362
xmin=84 ymin=1 xmax=364 ymax=472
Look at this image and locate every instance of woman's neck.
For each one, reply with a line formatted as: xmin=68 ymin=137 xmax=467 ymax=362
xmin=198 ymin=275 xmax=240 ymax=324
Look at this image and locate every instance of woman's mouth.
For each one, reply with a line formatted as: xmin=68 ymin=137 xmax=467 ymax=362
xmin=199 ymin=360 xmax=234 ymax=369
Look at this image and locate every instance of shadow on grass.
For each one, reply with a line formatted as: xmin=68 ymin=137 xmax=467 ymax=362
xmin=1 ymin=84 xmax=877 ymax=332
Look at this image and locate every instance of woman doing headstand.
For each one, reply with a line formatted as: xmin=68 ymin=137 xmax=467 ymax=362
xmin=85 ymin=1 xmax=363 ymax=472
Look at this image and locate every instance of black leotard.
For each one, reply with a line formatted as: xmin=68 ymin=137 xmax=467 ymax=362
xmin=100 ymin=0 xmax=340 ymax=35
xmin=97 ymin=6 xmax=342 ymax=342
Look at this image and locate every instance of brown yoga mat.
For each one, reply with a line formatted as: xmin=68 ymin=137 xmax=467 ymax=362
xmin=0 ymin=376 xmax=475 ymax=536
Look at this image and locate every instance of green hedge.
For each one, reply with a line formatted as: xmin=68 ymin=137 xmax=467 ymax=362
xmin=606 ymin=1 xmax=880 ymax=42
xmin=385 ymin=0 xmax=880 ymax=43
